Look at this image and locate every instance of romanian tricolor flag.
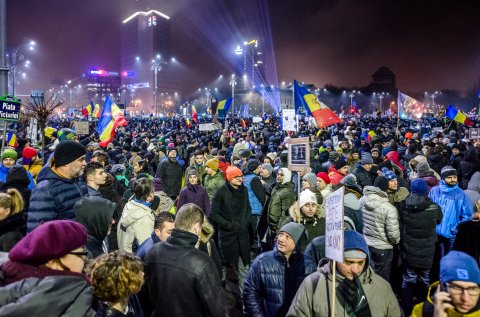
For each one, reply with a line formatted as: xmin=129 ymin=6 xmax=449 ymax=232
xmin=93 ymin=103 xmax=101 ymax=119
xmin=217 ymin=98 xmax=232 ymax=118
xmin=7 ymin=132 xmax=17 ymax=147
xmin=97 ymin=96 xmax=128 ymax=147
xmin=192 ymin=105 xmax=198 ymax=124
xmin=241 ymin=118 xmax=247 ymax=128
xmin=294 ymin=80 xmax=342 ymax=128
xmin=446 ymin=105 xmax=474 ymax=127
xmin=186 ymin=118 xmax=192 ymax=128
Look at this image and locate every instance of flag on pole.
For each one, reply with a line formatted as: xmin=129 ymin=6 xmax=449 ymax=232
xmin=217 ymin=98 xmax=232 ymax=118
xmin=398 ymin=91 xmax=425 ymax=121
xmin=97 ymin=96 xmax=128 ymax=147
xmin=293 ymin=80 xmax=342 ymax=128
xmin=93 ymin=103 xmax=101 ymax=118
xmin=446 ymin=105 xmax=474 ymax=127
xmin=186 ymin=118 xmax=192 ymax=128
xmin=7 ymin=132 xmax=17 ymax=147
xmin=192 ymin=105 xmax=198 ymax=124
xmin=241 ymin=118 xmax=246 ymax=128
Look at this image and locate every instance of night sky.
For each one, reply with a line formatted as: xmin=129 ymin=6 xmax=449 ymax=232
xmin=7 ymin=0 xmax=480 ymax=97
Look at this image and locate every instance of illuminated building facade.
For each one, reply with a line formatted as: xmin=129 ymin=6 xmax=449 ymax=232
xmin=234 ymin=39 xmax=264 ymax=90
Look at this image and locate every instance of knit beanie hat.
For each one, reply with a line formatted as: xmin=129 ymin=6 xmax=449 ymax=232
xmin=341 ymin=174 xmax=358 ymax=188
xmin=371 ymin=148 xmax=380 ymax=154
xmin=205 ymin=157 xmax=219 ymax=171
xmin=302 ymin=173 xmax=317 ymax=189
xmin=186 ymin=169 xmax=199 ymax=179
xmin=22 ymin=147 xmax=37 ymax=160
xmin=226 ymin=166 xmax=243 ymax=182
xmin=381 ymin=167 xmax=397 ymax=181
xmin=440 ymin=251 xmax=480 ymax=285
xmin=279 ymin=222 xmax=307 ymax=247
xmin=329 ymin=152 xmax=340 ymax=162
xmin=111 ymin=164 xmax=126 ymax=176
xmin=334 ymin=158 xmax=347 ymax=170
xmin=266 ymin=152 xmax=277 ymax=162
xmin=54 ymin=140 xmax=86 ymax=167
xmin=316 ymin=172 xmax=331 ymax=184
xmin=239 ymin=149 xmax=251 ymax=159
xmin=416 ymin=161 xmax=433 ymax=178
xmin=247 ymin=159 xmax=261 ymax=173
xmin=2 ymin=148 xmax=17 ymax=161
xmin=279 ymin=167 xmax=292 ymax=184
xmin=411 ymin=178 xmax=428 ymax=196
xmin=262 ymin=163 xmax=273 ymax=175
xmin=373 ymin=176 xmax=390 ymax=192
xmin=441 ymin=165 xmax=457 ymax=179
xmin=9 ymin=220 xmax=87 ymax=266
xmin=361 ymin=153 xmax=374 ymax=165
xmin=299 ymin=189 xmax=317 ymax=207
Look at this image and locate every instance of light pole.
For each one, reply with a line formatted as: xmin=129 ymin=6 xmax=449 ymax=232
xmin=6 ymin=41 xmax=35 ymax=96
xmin=260 ymin=84 xmax=265 ymax=114
xmin=204 ymin=88 xmax=211 ymax=109
xmin=379 ymin=93 xmax=385 ymax=113
xmin=348 ymin=91 xmax=355 ymax=106
xmin=230 ymin=74 xmax=237 ymax=115
xmin=151 ymin=56 xmax=167 ymax=115
xmin=431 ymin=91 xmax=439 ymax=113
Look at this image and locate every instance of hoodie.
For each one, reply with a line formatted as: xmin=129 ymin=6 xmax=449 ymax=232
xmin=74 ymin=196 xmax=116 ymax=258
xmin=117 ymin=199 xmax=155 ymax=253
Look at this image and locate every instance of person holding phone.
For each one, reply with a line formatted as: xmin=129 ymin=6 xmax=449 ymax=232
xmin=412 ymin=251 xmax=480 ymax=316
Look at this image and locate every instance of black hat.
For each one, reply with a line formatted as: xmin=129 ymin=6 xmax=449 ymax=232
xmin=54 ymin=141 xmax=86 ymax=167
xmin=131 ymin=145 xmax=140 ymax=153
xmin=247 ymin=159 xmax=260 ymax=173
xmin=441 ymin=166 xmax=457 ymax=179
xmin=373 ymin=176 xmax=390 ymax=192
xmin=333 ymin=158 xmax=347 ymax=170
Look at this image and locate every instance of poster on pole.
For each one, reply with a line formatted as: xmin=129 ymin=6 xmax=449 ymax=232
xmin=282 ymin=108 xmax=297 ymax=131
xmin=287 ymin=137 xmax=310 ymax=172
xmin=325 ymin=186 xmax=345 ymax=263
xmin=199 ymin=123 xmax=222 ymax=131
xmin=73 ymin=121 xmax=90 ymax=135
xmin=469 ymin=128 xmax=480 ymax=140
xmin=252 ymin=116 xmax=262 ymax=123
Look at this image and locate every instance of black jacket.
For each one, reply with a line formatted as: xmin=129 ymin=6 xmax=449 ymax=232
xmin=399 ymin=194 xmax=443 ymax=269
xmin=140 ymin=229 xmax=227 ymax=317
xmin=453 ymin=221 xmax=480 ymax=265
xmin=210 ymin=182 xmax=253 ymax=266
xmin=352 ymin=163 xmax=374 ymax=189
xmin=155 ymin=158 xmax=183 ymax=198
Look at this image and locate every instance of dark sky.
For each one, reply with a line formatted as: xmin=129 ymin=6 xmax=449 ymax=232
xmin=7 ymin=0 xmax=480 ymax=97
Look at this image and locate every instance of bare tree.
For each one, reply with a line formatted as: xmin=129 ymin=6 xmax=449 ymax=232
xmin=23 ymin=93 xmax=64 ymax=155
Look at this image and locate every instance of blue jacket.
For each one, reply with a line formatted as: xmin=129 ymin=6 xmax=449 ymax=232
xmin=136 ymin=231 xmax=161 ymax=260
xmin=429 ymin=180 xmax=474 ymax=240
xmin=243 ymin=174 xmax=263 ymax=215
xmin=0 ymin=164 xmax=35 ymax=189
xmin=27 ymin=168 xmax=87 ymax=232
xmin=243 ymin=247 xmax=316 ymax=317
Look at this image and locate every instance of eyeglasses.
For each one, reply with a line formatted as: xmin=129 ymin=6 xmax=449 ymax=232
xmin=69 ymin=249 xmax=89 ymax=260
xmin=446 ymin=283 xmax=480 ymax=296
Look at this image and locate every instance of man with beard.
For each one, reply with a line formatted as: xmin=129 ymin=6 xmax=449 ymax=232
xmin=429 ymin=166 xmax=474 ymax=257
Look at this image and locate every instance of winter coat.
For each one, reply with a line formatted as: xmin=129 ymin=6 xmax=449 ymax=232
xmin=27 ymin=167 xmax=87 ymax=232
xmin=465 ymin=172 xmax=480 ymax=212
xmin=360 ymin=186 xmax=400 ymax=250
xmin=74 ymin=196 xmax=116 ymax=259
xmin=427 ymin=153 xmax=448 ymax=175
xmin=243 ymin=173 xmax=265 ymax=215
xmin=0 ymin=212 xmax=26 ymax=251
xmin=429 ymin=181 xmax=474 ymax=240
xmin=387 ymin=187 xmax=409 ymax=206
xmin=420 ymin=175 xmax=439 ymax=193
xmin=218 ymin=158 xmax=230 ymax=180
xmin=262 ymin=175 xmax=277 ymax=198
xmin=186 ymin=163 xmax=206 ymax=183
xmin=117 ymin=199 xmax=155 ymax=253
xmin=453 ymin=221 xmax=480 ymax=265
xmin=0 ymin=164 xmax=35 ymax=190
xmin=280 ymin=202 xmax=325 ymax=251
xmin=140 ymin=229 xmax=227 ymax=317
xmin=243 ymin=247 xmax=316 ymax=317
xmin=204 ymin=170 xmax=225 ymax=200
xmin=352 ymin=163 xmax=374 ymax=189
xmin=210 ymin=182 xmax=253 ymax=265
xmin=458 ymin=149 xmax=480 ymax=190
xmin=287 ymin=261 xmax=401 ymax=317
xmin=386 ymin=151 xmax=406 ymax=173
xmin=399 ymin=194 xmax=443 ymax=269
xmin=177 ymin=183 xmax=211 ymax=216
xmin=1 ymin=165 xmax=32 ymax=211
xmin=327 ymin=166 xmax=344 ymax=186
xmin=155 ymin=158 xmax=183 ymax=198
xmin=24 ymin=159 xmax=43 ymax=181
xmin=265 ymin=182 xmax=296 ymax=230
xmin=0 ymin=261 xmax=93 ymax=316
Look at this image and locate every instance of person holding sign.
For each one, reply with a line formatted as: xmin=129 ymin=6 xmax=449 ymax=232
xmin=287 ymin=231 xmax=401 ymax=317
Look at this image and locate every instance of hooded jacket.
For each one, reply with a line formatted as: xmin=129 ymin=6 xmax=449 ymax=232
xmin=177 ymin=183 xmax=211 ymax=216
xmin=352 ymin=163 xmax=375 ymax=189
xmin=287 ymin=232 xmax=401 ymax=317
xmin=155 ymin=158 xmax=183 ymax=198
xmin=399 ymin=194 xmax=443 ymax=269
xmin=74 ymin=196 xmax=116 ymax=258
xmin=465 ymin=171 xmax=480 ymax=212
xmin=265 ymin=181 xmax=296 ymax=230
xmin=243 ymin=246 xmax=316 ymax=317
xmin=117 ymin=199 xmax=155 ymax=253
xmin=204 ymin=170 xmax=226 ymax=200
xmin=429 ymin=180 xmax=474 ymax=240
xmin=360 ymin=186 xmax=400 ymax=250
xmin=0 ymin=164 xmax=35 ymax=190
xmin=27 ymin=167 xmax=87 ymax=232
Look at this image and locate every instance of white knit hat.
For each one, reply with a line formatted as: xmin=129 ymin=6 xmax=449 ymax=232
xmin=299 ymin=189 xmax=317 ymax=207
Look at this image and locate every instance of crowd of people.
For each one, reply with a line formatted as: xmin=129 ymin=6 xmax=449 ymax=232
xmin=0 ymin=113 xmax=479 ymax=316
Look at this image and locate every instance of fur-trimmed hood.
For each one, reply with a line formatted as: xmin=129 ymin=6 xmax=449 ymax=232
xmin=288 ymin=201 xmax=323 ymax=223
xmin=199 ymin=218 xmax=214 ymax=243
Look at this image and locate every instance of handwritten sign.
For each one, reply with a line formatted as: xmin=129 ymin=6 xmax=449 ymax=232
xmin=73 ymin=121 xmax=90 ymax=135
xmin=325 ymin=187 xmax=345 ymax=263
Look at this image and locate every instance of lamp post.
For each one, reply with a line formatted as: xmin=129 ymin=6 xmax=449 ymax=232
xmin=230 ymin=74 xmax=237 ymax=115
xmin=431 ymin=91 xmax=439 ymax=113
xmin=379 ymin=93 xmax=385 ymax=113
xmin=204 ymin=88 xmax=211 ymax=109
xmin=6 ymin=41 xmax=35 ymax=96
xmin=260 ymin=84 xmax=265 ymax=114
xmin=348 ymin=91 xmax=355 ymax=106
xmin=151 ymin=57 xmax=167 ymax=115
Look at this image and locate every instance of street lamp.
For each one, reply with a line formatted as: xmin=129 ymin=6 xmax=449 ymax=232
xmin=230 ymin=74 xmax=237 ymax=115
xmin=151 ymin=56 xmax=167 ymax=115
xmin=378 ymin=92 xmax=385 ymax=113
xmin=204 ymin=88 xmax=211 ymax=108
xmin=6 ymin=40 xmax=36 ymax=95
xmin=348 ymin=91 xmax=356 ymax=106
xmin=260 ymin=84 xmax=266 ymax=114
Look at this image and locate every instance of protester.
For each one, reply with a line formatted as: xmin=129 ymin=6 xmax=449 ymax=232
xmin=177 ymin=169 xmax=211 ymax=216
xmin=204 ymin=157 xmax=225 ymax=200
xmin=0 ymin=188 xmax=25 ymax=251
xmin=136 ymin=211 xmax=175 ymax=260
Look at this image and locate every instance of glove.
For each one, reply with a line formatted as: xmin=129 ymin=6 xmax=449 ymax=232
xmin=338 ymin=275 xmax=371 ymax=317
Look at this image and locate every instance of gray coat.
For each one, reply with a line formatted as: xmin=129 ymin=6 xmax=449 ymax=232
xmin=465 ymin=171 xmax=480 ymax=212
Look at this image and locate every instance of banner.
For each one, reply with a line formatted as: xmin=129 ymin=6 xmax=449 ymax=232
xmin=398 ymin=91 xmax=425 ymax=121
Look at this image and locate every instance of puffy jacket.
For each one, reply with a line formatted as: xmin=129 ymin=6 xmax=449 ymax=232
xmin=399 ymin=194 xmax=443 ymax=269
xmin=360 ymin=186 xmax=400 ymax=249
xmin=465 ymin=171 xmax=480 ymax=212
xmin=155 ymin=158 xmax=183 ymax=198
xmin=204 ymin=170 xmax=225 ymax=200
xmin=243 ymin=247 xmax=316 ymax=317
xmin=429 ymin=180 xmax=474 ymax=240
xmin=117 ymin=199 xmax=155 ymax=253
xmin=352 ymin=163 xmax=374 ymax=189
xmin=27 ymin=168 xmax=87 ymax=232
xmin=0 ymin=164 xmax=35 ymax=189
xmin=243 ymin=174 xmax=264 ymax=215
xmin=265 ymin=182 xmax=296 ymax=230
